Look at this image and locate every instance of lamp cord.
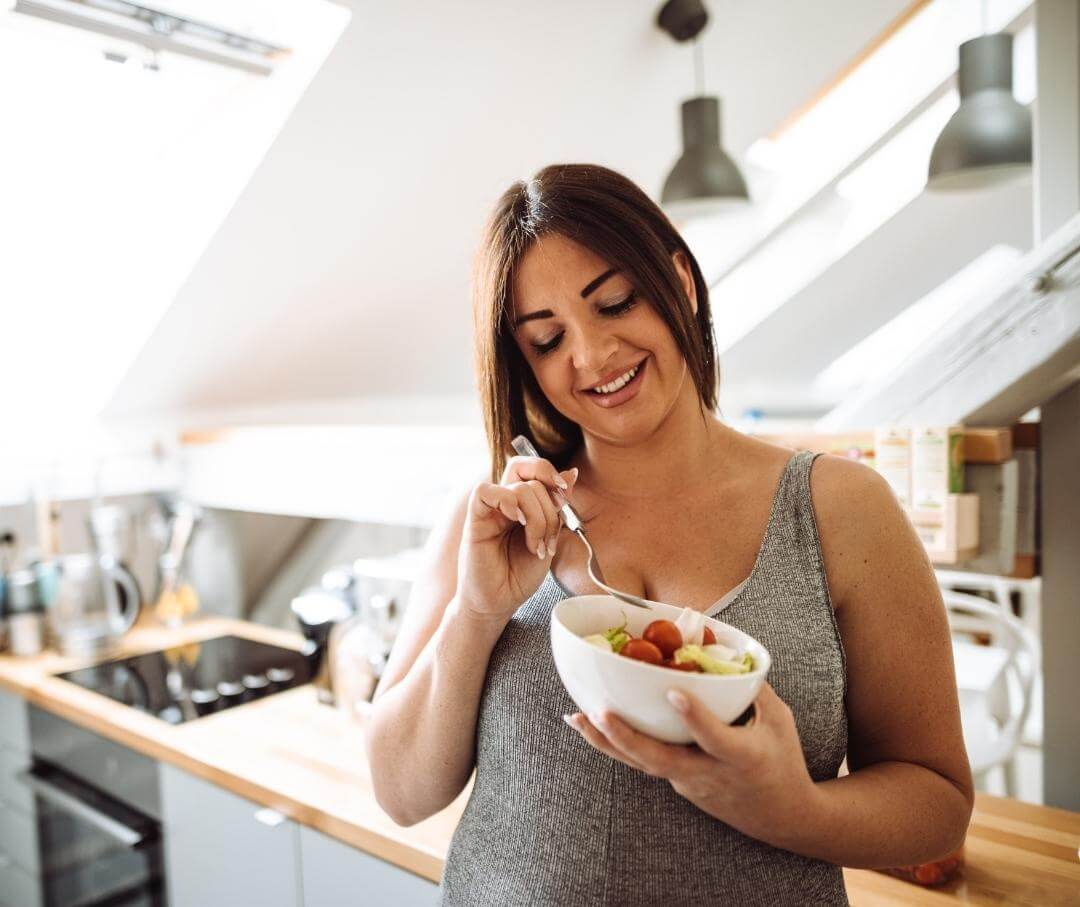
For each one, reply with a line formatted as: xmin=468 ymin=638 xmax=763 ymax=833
xmin=693 ymin=35 xmax=705 ymax=96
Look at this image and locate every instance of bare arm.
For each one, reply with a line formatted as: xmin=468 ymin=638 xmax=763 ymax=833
xmin=788 ymin=454 xmax=974 ymax=865
xmin=365 ymin=459 xmax=575 ymax=826
xmin=364 ymin=481 xmax=500 ymax=826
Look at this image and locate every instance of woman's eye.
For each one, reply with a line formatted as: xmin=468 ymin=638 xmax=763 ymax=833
xmin=600 ymin=291 xmax=638 ymax=317
xmin=529 ymin=292 xmax=638 ymax=357
xmin=532 ymin=334 xmax=563 ymax=356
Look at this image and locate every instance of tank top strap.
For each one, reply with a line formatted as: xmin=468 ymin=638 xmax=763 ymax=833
xmin=753 ymin=449 xmax=833 ymax=606
xmin=751 ymin=448 xmax=846 ymax=685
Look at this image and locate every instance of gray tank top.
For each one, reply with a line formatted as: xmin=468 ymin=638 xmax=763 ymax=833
xmin=441 ymin=450 xmax=849 ymax=906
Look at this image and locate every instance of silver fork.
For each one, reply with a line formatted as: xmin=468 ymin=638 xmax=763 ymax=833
xmin=510 ymin=435 xmax=653 ymax=610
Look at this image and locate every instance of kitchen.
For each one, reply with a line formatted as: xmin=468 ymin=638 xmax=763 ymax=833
xmin=1 ymin=0 xmax=1079 ymax=905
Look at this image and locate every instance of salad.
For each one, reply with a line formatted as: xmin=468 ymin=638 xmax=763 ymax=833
xmin=581 ymin=609 xmax=754 ymax=675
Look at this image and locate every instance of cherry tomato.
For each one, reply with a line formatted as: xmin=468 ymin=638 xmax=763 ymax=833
xmin=665 ymin=659 xmax=702 ymax=672
xmin=642 ymin=620 xmax=682 ymax=659
xmin=621 ymin=639 xmax=663 ymax=665
xmin=702 ymin=626 xmax=716 ymax=645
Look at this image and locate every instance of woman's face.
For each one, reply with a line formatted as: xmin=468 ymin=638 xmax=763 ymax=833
xmin=510 ymin=232 xmax=698 ymax=446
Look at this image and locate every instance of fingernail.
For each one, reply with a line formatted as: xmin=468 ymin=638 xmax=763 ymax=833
xmin=570 ymin=467 xmax=579 ymax=482
xmin=547 ymin=536 xmax=557 ymax=555
xmin=667 ymin=690 xmax=689 ymax=713
xmin=517 ymin=510 xmax=527 ymax=526
xmin=537 ymin=541 xmax=546 ymax=559
xmin=562 ymin=714 xmax=577 ymax=728
xmin=554 ymin=474 xmax=569 ymax=490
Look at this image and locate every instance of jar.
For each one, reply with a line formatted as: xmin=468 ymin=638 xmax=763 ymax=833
xmin=7 ymin=569 xmax=44 ymax=657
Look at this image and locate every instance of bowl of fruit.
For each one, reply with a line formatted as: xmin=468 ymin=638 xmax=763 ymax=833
xmin=550 ymin=595 xmax=770 ymax=743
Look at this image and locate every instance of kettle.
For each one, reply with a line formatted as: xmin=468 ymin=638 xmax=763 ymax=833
xmin=46 ymin=553 xmax=142 ymax=658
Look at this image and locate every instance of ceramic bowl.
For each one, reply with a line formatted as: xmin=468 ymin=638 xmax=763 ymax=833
xmin=550 ymin=595 xmax=770 ymax=744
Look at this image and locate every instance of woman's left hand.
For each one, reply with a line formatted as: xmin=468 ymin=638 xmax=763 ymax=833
xmin=565 ymin=682 xmax=820 ymax=845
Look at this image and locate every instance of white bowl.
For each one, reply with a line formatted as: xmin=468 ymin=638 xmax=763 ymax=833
xmin=550 ymin=595 xmax=771 ymax=744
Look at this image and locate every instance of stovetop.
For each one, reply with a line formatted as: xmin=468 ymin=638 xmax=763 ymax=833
xmin=55 ymin=635 xmax=313 ymax=725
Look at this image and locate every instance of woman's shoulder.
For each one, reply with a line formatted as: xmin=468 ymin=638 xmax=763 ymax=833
xmin=806 ymin=452 xmax=928 ymax=613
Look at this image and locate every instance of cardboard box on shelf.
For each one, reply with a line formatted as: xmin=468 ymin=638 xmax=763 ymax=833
xmin=909 ymin=493 xmax=980 ymax=565
xmin=960 ymin=428 xmax=1013 ymax=463
xmin=911 ymin=426 xmax=964 ymax=512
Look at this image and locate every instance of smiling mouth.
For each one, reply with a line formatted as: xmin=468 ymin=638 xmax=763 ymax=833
xmin=585 ymin=358 xmax=647 ymax=395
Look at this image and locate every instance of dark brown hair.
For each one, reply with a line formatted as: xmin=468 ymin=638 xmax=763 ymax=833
xmin=473 ymin=163 xmax=720 ymax=483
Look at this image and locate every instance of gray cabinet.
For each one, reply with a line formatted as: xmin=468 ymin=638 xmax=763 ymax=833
xmin=0 ymin=687 xmax=38 ymax=907
xmin=4 ymin=693 xmax=443 ymax=907
xmin=161 ymin=763 xmax=302 ymax=907
xmin=299 ymin=826 xmax=440 ymax=907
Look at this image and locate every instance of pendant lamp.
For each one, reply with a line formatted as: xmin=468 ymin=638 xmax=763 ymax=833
xmin=657 ymin=0 xmax=750 ymax=217
xmin=927 ymin=31 xmax=1032 ymax=192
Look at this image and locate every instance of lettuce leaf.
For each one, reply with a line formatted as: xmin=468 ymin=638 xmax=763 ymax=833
xmin=673 ymin=644 xmax=754 ymax=675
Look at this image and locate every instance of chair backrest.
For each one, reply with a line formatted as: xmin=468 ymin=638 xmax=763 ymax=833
xmin=935 ymin=569 xmax=1015 ymax=611
xmin=941 ymin=589 xmax=1039 ymax=752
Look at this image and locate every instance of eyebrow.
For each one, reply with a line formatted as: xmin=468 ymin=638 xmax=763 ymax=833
xmin=580 ymin=268 xmax=618 ymax=298
xmin=513 ymin=268 xmax=620 ymax=329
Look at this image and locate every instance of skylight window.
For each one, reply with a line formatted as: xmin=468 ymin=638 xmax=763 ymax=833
xmin=0 ymin=0 xmax=349 ymax=453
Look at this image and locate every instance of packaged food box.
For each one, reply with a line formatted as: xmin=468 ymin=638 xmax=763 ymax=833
xmin=911 ymin=425 xmax=964 ymax=512
xmin=873 ymin=426 xmax=912 ymax=508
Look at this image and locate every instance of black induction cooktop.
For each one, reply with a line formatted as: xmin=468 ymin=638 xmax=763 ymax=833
xmin=56 ymin=635 xmax=313 ymax=725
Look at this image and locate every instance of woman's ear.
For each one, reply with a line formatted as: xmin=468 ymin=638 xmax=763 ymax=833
xmin=671 ymin=250 xmax=698 ymax=315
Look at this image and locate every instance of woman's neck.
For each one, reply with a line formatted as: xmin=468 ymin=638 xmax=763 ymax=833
xmin=573 ymin=374 xmax=730 ymax=505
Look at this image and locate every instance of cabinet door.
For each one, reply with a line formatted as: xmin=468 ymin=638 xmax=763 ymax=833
xmin=0 ymin=688 xmax=29 ymax=756
xmin=0 ymin=687 xmax=38 ymax=907
xmin=299 ymin=826 xmax=440 ymax=907
xmin=161 ymin=764 xmax=300 ymax=907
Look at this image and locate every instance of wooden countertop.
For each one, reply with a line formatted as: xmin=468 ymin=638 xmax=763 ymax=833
xmin=1 ymin=617 xmax=1077 ymax=904
xmin=0 ymin=617 xmax=467 ymax=882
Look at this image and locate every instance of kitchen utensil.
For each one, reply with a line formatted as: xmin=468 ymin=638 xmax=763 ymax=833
xmin=510 ymin=435 xmax=655 ymax=610
xmin=550 ymin=594 xmax=769 ymax=743
xmin=153 ymin=502 xmax=200 ymax=626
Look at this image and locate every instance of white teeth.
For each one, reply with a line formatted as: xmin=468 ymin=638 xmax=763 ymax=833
xmin=590 ymin=363 xmax=639 ymax=395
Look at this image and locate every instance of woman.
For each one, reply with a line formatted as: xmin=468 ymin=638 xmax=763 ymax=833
xmin=365 ymin=164 xmax=973 ymax=906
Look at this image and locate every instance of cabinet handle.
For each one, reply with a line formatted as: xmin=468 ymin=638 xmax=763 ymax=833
xmin=254 ymin=807 xmax=286 ymax=827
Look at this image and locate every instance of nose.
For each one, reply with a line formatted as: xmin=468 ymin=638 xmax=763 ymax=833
xmin=568 ymin=325 xmax=619 ymax=377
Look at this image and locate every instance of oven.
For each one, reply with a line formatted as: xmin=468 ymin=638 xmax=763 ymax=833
xmin=20 ymin=706 xmax=166 ymax=907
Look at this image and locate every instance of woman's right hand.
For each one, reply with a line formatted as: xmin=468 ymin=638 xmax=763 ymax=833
xmin=456 ymin=456 xmax=579 ymax=623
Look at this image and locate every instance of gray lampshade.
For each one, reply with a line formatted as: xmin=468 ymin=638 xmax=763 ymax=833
xmin=662 ymin=96 xmax=750 ymax=218
xmin=927 ymin=32 xmax=1032 ymax=192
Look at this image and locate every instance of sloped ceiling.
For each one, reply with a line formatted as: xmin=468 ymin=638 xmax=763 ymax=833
xmin=105 ymin=0 xmax=927 ymax=419
xmin=718 ymin=174 xmax=1033 ymax=416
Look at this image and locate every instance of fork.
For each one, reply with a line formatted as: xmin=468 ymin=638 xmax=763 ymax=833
xmin=510 ymin=435 xmax=653 ymax=610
